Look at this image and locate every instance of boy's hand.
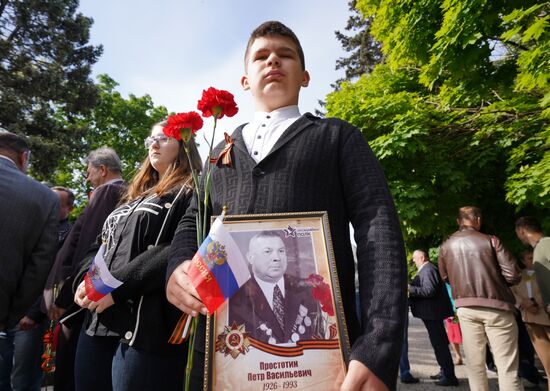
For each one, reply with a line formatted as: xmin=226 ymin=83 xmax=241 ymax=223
xmin=340 ymin=360 xmax=388 ymax=391
xmin=166 ymin=260 xmax=207 ymax=317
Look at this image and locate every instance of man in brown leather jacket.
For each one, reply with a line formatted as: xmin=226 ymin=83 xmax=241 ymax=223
xmin=438 ymin=206 xmax=522 ymax=391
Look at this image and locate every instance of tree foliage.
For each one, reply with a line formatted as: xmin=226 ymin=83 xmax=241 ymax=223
xmin=326 ymin=0 xmax=549 ymax=250
xmin=54 ymin=74 xmax=168 ymax=203
xmin=334 ymin=0 xmax=382 ymax=86
xmin=0 ymin=0 xmax=103 ymax=180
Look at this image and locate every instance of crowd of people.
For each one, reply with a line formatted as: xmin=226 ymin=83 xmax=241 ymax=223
xmin=0 ymin=19 xmax=548 ymax=391
xmin=400 ymin=208 xmax=550 ymax=391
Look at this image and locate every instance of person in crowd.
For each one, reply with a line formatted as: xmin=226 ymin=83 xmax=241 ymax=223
xmin=444 ymin=282 xmax=463 ymax=366
xmin=409 ymin=249 xmax=458 ymax=386
xmin=3 ymin=186 xmax=76 ymax=391
xmin=512 ymin=249 xmax=550 ymax=389
xmin=399 ymin=310 xmax=420 ymax=384
xmin=52 ymin=186 xmax=76 ymax=244
xmin=439 ymin=206 xmax=522 ymax=391
xmin=71 ymin=122 xmax=202 ymax=391
xmin=166 ymin=20 xmax=407 ymax=391
xmin=228 ymin=231 xmax=317 ymax=345
xmin=399 ymin=257 xmax=420 ymax=384
xmin=42 ymin=147 xmax=125 ymax=391
xmin=0 ymin=131 xmax=59 ymax=391
xmin=516 ymin=216 xmax=550 ymax=315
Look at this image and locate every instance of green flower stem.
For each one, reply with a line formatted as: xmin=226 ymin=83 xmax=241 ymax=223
xmin=200 ymin=115 xmax=218 ymax=244
xmin=184 ymin=316 xmax=198 ymax=391
xmin=202 ymin=171 xmax=212 ymax=242
xmin=184 ymin=113 xmax=220 ymax=391
xmin=183 ymin=143 xmax=203 ymax=243
xmin=209 ymin=116 xmax=218 ymax=154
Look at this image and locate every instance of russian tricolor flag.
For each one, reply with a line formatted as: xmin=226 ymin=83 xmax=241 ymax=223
xmin=84 ymin=244 xmax=123 ymax=302
xmin=188 ymin=216 xmax=250 ymax=313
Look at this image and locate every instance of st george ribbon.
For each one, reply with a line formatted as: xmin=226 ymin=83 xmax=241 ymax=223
xmin=188 ymin=215 xmax=250 ymax=313
xmin=84 ymin=244 xmax=123 ymax=302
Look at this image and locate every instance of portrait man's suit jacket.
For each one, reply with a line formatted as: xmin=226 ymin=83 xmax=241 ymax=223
xmin=169 ymin=114 xmax=407 ymax=390
xmin=0 ymin=157 xmax=59 ymax=328
xmin=228 ymin=274 xmax=317 ymax=344
xmin=408 ymin=262 xmax=453 ymax=320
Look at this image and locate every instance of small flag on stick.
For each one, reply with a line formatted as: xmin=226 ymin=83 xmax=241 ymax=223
xmin=187 ymin=215 xmax=250 ymax=313
xmin=84 ymin=244 xmax=123 ymax=302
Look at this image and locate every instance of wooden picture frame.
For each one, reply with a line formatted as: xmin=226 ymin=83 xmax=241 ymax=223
xmin=203 ymin=211 xmax=350 ymax=390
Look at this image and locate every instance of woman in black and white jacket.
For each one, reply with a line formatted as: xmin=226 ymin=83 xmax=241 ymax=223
xmin=71 ymin=121 xmax=202 ymax=391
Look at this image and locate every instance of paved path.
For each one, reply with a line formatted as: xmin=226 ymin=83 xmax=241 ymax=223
xmin=397 ymin=314 xmax=500 ymax=391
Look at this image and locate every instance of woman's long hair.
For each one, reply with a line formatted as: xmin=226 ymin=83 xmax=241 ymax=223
xmin=122 ymin=121 xmax=203 ymax=202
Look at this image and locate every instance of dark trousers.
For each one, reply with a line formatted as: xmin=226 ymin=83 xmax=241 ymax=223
xmin=422 ymin=319 xmax=456 ymax=380
xmin=54 ymin=322 xmax=80 ymax=391
xmin=111 ymin=343 xmax=187 ymax=391
xmin=74 ymin=328 xmax=119 ymax=391
xmin=399 ymin=314 xmax=411 ymax=379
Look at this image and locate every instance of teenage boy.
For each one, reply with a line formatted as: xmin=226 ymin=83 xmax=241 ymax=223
xmin=166 ymin=21 xmax=407 ymax=391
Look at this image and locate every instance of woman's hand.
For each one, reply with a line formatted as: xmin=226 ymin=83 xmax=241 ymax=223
xmin=74 ymin=280 xmax=90 ymax=308
xmin=74 ymin=280 xmax=115 ymax=313
xmin=89 ymin=294 xmax=115 ymax=313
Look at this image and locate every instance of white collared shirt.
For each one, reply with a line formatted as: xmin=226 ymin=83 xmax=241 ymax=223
xmin=242 ymin=105 xmax=301 ymax=163
xmin=255 ymin=276 xmax=286 ymax=311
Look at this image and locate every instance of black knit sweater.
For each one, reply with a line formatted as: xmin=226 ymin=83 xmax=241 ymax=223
xmin=168 ymin=114 xmax=407 ymax=390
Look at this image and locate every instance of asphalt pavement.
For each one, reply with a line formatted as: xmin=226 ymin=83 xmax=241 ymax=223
xmin=399 ymin=313 xmax=502 ymax=391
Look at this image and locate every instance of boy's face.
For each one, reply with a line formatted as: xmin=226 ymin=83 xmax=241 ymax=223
xmin=241 ymin=35 xmax=310 ymax=112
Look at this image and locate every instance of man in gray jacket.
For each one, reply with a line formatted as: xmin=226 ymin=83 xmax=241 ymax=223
xmin=439 ymin=206 xmax=522 ymax=391
xmin=0 ymin=131 xmax=59 ymax=389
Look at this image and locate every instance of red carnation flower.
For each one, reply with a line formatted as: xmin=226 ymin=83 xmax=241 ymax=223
xmin=163 ymin=112 xmax=203 ymax=142
xmin=197 ymin=87 xmax=238 ymax=119
xmin=305 ymin=274 xmax=334 ymax=316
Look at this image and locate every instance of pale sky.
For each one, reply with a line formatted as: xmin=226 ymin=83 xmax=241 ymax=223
xmin=78 ymin=0 xmax=350 ymax=157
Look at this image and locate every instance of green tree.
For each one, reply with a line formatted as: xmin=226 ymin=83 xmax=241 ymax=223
xmin=334 ymin=0 xmax=382 ymax=86
xmin=0 ymin=0 xmax=102 ymax=180
xmin=326 ymin=0 xmax=549 ymax=250
xmin=54 ymin=74 xmax=168 ymax=204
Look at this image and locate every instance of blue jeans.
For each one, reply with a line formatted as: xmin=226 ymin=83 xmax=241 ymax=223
xmin=74 ymin=328 xmax=118 ymax=391
xmin=111 ymin=343 xmax=186 ymax=391
xmin=0 ymin=323 xmax=45 ymax=391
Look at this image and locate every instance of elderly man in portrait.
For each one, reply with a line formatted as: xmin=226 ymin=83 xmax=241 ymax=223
xmin=229 ymin=231 xmax=318 ymax=345
xmin=0 ymin=131 xmax=59 ymax=390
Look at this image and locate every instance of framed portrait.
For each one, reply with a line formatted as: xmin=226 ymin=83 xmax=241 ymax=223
xmin=204 ymin=211 xmax=350 ymax=391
